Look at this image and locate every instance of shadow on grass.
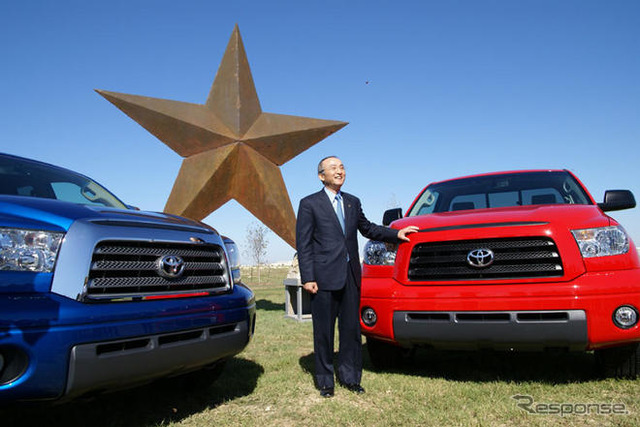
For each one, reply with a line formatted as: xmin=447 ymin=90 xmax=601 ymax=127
xmin=0 ymin=357 xmax=264 ymax=427
xmin=298 ymin=352 xmax=339 ymax=388
xmin=256 ymin=298 xmax=283 ymax=312
xmin=298 ymin=346 xmax=598 ymax=385
xmin=299 ymin=352 xmax=315 ymax=376
xmin=362 ymin=344 xmax=598 ymax=384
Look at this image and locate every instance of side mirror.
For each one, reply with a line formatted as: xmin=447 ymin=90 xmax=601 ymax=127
xmin=598 ymin=190 xmax=636 ymax=212
xmin=383 ymin=208 xmax=403 ymax=226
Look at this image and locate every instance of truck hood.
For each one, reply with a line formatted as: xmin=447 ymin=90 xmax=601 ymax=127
xmin=392 ymin=204 xmax=611 ymax=232
xmin=0 ymin=195 xmax=215 ymax=234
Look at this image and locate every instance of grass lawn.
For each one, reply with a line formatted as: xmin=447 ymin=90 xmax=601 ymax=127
xmin=3 ymin=265 xmax=640 ymax=426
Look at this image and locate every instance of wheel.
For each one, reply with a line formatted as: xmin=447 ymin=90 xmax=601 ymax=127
xmin=366 ymin=337 xmax=404 ymax=370
xmin=595 ymin=343 xmax=640 ymax=379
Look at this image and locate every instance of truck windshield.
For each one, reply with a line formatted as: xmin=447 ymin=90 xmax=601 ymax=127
xmin=0 ymin=154 xmax=128 ymax=209
xmin=407 ymin=171 xmax=592 ymax=217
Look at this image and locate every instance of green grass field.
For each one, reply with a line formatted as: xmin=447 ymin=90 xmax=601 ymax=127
xmin=3 ymin=265 xmax=640 ymax=426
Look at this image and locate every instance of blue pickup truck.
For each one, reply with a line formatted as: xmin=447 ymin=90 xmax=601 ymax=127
xmin=0 ymin=152 xmax=256 ymax=403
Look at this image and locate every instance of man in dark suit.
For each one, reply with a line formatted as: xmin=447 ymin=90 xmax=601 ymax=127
xmin=296 ymin=156 xmax=418 ymax=397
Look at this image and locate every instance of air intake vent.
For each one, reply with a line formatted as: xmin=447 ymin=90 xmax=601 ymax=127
xmin=408 ymin=237 xmax=563 ymax=281
xmin=86 ymin=241 xmax=229 ymax=300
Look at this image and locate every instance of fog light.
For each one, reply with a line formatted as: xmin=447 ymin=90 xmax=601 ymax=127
xmin=613 ymin=306 xmax=638 ymax=329
xmin=0 ymin=346 xmax=29 ymax=385
xmin=362 ymin=307 xmax=377 ymax=327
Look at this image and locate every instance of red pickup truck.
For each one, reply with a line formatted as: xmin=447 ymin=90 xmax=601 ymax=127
xmin=361 ymin=170 xmax=639 ymax=377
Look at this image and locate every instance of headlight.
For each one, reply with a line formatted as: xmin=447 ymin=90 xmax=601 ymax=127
xmin=571 ymin=226 xmax=629 ymax=258
xmin=363 ymin=240 xmax=397 ymax=265
xmin=223 ymin=239 xmax=241 ymax=284
xmin=0 ymin=228 xmax=64 ymax=272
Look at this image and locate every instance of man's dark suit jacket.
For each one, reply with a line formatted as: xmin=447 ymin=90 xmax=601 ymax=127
xmin=296 ymin=189 xmax=399 ymax=291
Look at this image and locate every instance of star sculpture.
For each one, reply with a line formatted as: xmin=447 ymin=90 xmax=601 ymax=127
xmin=97 ymin=25 xmax=347 ymax=247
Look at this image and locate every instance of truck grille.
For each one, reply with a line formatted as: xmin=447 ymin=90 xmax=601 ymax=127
xmin=86 ymin=241 xmax=230 ymax=299
xmin=408 ymin=237 xmax=563 ymax=281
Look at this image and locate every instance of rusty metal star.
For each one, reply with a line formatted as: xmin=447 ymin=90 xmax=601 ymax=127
xmin=97 ymin=25 xmax=347 ymax=247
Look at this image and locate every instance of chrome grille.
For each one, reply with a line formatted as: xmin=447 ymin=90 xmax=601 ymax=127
xmin=86 ymin=241 xmax=229 ymax=299
xmin=408 ymin=237 xmax=563 ymax=281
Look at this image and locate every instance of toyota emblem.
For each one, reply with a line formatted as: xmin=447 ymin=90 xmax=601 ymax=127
xmin=466 ymin=248 xmax=495 ymax=268
xmin=157 ymin=255 xmax=185 ymax=279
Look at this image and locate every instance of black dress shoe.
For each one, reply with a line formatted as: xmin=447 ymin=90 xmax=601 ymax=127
xmin=319 ymin=387 xmax=334 ymax=398
xmin=343 ymin=383 xmax=365 ymax=394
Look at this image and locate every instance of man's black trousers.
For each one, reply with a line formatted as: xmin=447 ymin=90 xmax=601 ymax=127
xmin=311 ymin=268 xmax=362 ymax=389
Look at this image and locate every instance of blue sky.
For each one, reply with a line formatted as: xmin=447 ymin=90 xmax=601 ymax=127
xmin=1 ymin=0 xmax=639 ymax=263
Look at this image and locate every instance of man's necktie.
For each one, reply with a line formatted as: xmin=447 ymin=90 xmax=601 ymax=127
xmin=335 ymin=193 xmax=345 ymax=234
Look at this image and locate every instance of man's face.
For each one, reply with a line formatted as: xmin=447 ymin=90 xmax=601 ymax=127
xmin=319 ymin=157 xmax=346 ymax=190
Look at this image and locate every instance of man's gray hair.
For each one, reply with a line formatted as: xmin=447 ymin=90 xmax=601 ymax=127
xmin=318 ymin=155 xmax=338 ymax=174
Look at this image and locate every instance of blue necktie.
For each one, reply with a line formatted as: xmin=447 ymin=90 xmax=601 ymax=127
xmin=335 ymin=193 xmax=345 ymax=234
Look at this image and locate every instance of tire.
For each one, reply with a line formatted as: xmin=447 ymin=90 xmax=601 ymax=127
xmin=366 ymin=337 xmax=404 ymax=370
xmin=595 ymin=343 xmax=640 ymax=379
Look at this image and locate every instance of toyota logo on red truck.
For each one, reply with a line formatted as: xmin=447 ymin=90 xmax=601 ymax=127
xmin=361 ymin=170 xmax=639 ymax=377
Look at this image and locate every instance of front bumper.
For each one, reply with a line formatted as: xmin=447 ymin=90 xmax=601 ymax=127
xmin=393 ymin=310 xmax=587 ymax=350
xmin=0 ymin=287 xmax=255 ymax=403
xmin=361 ymin=269 xmax=640 ymax=351
xmin=65 ymin=319 xmax=253 ymax=400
